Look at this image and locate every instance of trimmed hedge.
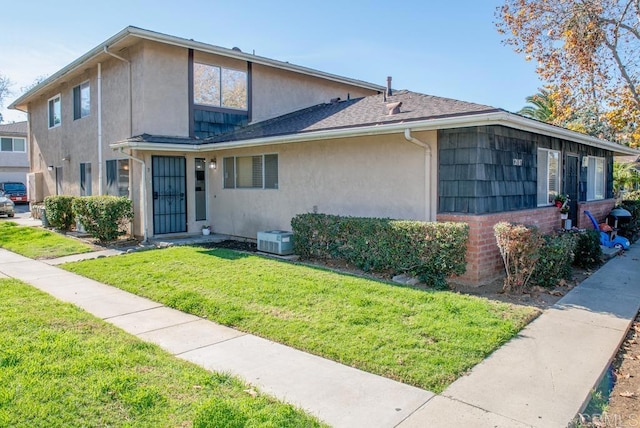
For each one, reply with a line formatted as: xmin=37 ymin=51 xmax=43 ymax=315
xmin=72 ymin=196 xmax=134 ymax=242
xmin=44 ymin=196 xmax=76 ymax=231
xmin=291 ymin=213 xmax=469 ymax=289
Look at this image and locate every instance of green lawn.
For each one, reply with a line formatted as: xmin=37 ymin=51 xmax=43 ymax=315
xmin=0 ymin=278 xmax=323 ymax=427
xmin=64 ymin=246 xmax=539 ymax=393
xmin=0 ymin=222 xmax=94 ymax=259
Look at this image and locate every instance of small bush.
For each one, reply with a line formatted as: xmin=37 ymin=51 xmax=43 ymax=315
xmin=531 ymin=232 xmax=577 ymax=288
xmin=44 ymin=196 xmax=76 ymax=231
xmin=494 ymin=222 xmax=544 ymax=292
xmin=291 ymin=213 xmax=469 ymax=289
xmin=573 ymin=230 xmax=602 ymax=269
xmin=619 ymin=200 xmax=640 ymax=243
xmin=72 ymin=196 xmax=133 ymax=242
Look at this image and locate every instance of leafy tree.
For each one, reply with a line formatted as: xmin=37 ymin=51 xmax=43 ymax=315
xmin=497 ymin=0 xmax=640 ymax=147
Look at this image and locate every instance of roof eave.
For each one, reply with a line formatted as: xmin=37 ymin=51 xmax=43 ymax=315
xmin=10 ymin=27 xmax=384 ymax=112
xmin=111 ymin=112 xmax=640 ymax=156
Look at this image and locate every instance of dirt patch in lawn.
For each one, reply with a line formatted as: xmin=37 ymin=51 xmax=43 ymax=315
xmin=450 ymin=266 xmax=594 ymax=310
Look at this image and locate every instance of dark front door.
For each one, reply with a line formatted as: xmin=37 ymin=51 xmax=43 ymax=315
xmin=152 ymin=156 xmax=187 ymax=234
xmin=565 ymin=154 xmax=579 ymax=224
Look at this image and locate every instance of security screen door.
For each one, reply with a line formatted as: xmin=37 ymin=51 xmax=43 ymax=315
xmin=152 ymin=156 xmax=187 ymax=234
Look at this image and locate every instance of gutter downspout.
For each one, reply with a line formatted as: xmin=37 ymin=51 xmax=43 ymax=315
xmin=120 ymin=148 xmax=148 ymax=243
xmin=404 ymin=128 xmax=433 ymax=221
xmin=97 ymin=62 xmax=103 ymax=195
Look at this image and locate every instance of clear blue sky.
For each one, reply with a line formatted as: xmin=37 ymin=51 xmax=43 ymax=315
xmin=0 ymin=0 xmax=542 ymax=123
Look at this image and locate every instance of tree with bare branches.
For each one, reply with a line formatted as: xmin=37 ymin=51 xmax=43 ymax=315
xmin=0 ymin=73 xmax=12 ymax=123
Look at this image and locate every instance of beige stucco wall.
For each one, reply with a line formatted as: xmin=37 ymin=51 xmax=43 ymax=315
xmin=28 ymin=53 xmax=133 ymax=199
xmin=24 ymin=35 xmax=389 ymax=239
xmin=251 ymin=64 xmax=378 ymax=123
xmin=133 ymin=41 xmax=189 ymax=136
xmin=200 ymin=130 xmax=438 ymax=239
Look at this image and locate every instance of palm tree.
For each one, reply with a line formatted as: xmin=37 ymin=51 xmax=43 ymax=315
xmin=518 ymin=88 xmax=555 ymax=123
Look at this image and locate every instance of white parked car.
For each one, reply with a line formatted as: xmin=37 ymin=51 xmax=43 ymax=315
xmin=0 ymin=190 xmax=15 ymax=218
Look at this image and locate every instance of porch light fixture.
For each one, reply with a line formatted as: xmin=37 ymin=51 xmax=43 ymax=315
xmin=209 ymin=157 xmax=217 ymax=170
xmin=47 ymin=165 xmax=54 ymax=171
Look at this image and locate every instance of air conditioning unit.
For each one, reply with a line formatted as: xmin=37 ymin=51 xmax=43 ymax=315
xmin=257 ymin=230 xmax=294 ymax=255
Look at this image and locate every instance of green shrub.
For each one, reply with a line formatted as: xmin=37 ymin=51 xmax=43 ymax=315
xmin=291 ymin=213 xmax=469 ymax=290
xmin=573 ymin=230 xmax=602 ymax=269
xmin=494 ymin=222 xmax=544 ymax=292
xmin=72 ymin=196 xmax=133 ymax=242
xmin=531 ymin=232 xmax=577 ymax=288
xmin=44 ymin=196 xmax=76 ymax=230
xmin=619 ymin=200 xmax=640 ymax=243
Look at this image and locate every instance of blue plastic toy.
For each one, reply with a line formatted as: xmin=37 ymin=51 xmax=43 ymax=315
xmin=584 ymin=210 xmax=631 ymax=250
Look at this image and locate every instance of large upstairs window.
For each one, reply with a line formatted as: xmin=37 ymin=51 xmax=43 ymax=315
xmin=193 ymin=63 xmax=247 ymax=110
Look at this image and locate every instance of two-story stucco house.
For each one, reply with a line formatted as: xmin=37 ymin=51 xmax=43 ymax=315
xmin=0 ymin=121 xmax=28 ymax=186
xmin=10 ymin=26 xmax=639 ymax=285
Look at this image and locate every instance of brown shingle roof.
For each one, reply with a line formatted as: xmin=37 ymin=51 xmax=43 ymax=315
xmin=0 ymin=121 xmax=27 ymax=136
xmin=206 ymin=90 xmax=501 ymax=143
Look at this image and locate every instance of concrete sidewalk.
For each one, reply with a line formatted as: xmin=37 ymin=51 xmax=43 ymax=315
xmin=399 ymin=243 xmax=640 ymax=427
xmin=0 ymin=248 xmax=431 ymax=427
xmin=0 ymin=243 xmax=638 ymax=427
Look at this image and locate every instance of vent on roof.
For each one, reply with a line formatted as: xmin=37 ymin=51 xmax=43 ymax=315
xmin=330 ymin=97 xmax=341 ymax=104
xmin=387 ymin=76 xmax=393 ymax=96
xmin=232 ymin=46 xmax=242 ymax=52
xmin=385 ymin=101 xmax=402 ymax=115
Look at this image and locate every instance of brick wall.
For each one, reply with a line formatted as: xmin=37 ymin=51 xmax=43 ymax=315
xmin=577 ymin=199 xmax=616 ymax=229
xmin=437 ymin=199 xmax=616 ymax=286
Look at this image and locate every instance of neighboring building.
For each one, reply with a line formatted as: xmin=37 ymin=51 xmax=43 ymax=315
xmin=10 ymin=27 xmax=639 ymax=285
xmin=0 ymin=121 xmax=28 ymax=185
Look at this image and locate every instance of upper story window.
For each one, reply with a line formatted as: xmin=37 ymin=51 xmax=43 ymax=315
xmin=194 ymin=63 xmax=247 ymax=110
xmin=587 ymin=156 xmax=606 ymax=201
xmin=0 ymin=137 xmax=26 ymax=152
xmin=48 ymin=94 xmax=61 ymax=128
xmin=537 ymin=148 xmax=560 ymax=206
xmin=73 ymin=81 xmax=90 ymax=120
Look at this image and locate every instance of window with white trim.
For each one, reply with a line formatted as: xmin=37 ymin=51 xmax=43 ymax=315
xmin=587 ymin=156 xmax=605 ymax=200
xmin=537 ymin=148 xmax=560 ymax=206
xmin=193 ymin=63 xmax=248 ymax=110
xmin=48 ymin=94 xmax=61 ymax=128
xmin=0 ymin=137 xmax=26 ymax=152
xmin=223 ymin=154 xmax=278 ymax=189
xmin=73 ymin=81 xmax=90 ymax=120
